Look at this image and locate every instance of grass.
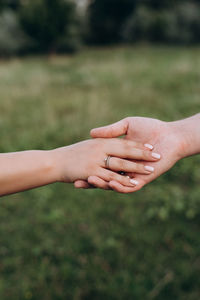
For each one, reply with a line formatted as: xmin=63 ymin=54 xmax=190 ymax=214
xmin=0 ymin=46 xmax=200 ymax=299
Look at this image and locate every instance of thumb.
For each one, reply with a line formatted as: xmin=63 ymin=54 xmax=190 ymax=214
xmin=90 ymin=118 xmax=129 ymax=138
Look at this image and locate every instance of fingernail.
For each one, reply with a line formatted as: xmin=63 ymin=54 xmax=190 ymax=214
xmin=144 ymin=143 xmax=154 ymax=150
xmin=130 ymin=179 xmax=139 ymax=186
xmin=152 ymin=152 xmax=161 ymax=159
xmin=144 ymin=166 xmax=154 ymax=172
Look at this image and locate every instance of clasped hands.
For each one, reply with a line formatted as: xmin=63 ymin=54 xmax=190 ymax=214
xmin=56 ymin=115 xmax=195 ymax=194
xmin=71 ymin=116 xmax=182 ymax=193
xmin=1 ymin=114 xmax=198 ymax=196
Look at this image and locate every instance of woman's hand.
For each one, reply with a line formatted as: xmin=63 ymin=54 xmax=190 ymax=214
xmin=74 ymin=116 xmax=189 ymax=193
xmin=52 ymin=138 xmax=161 ymax=189
xmin=0 ymin=135 xmax=160 ymax=196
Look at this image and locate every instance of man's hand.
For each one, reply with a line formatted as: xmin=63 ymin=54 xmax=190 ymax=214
xmin=74 ymin=116 xmax=188 ymax=193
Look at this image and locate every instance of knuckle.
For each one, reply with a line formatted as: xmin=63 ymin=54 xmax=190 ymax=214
xmin=115 ymin=174 xmax=123 ymax=183
xmin=135 ymin=163 xmax=144 ymax=172
xmin=142 ymin=150 xmax=149 ymax=159
xmin=118 ymin=175 xmax=127 ymax=184
xmin=108 ymin=172 xmax=115 ymax=181
xmin=118 ymin=159 xmax=126 ymax=170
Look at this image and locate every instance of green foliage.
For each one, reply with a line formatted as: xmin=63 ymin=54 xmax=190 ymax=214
xmin=1 ymin=0 xmax=200 ymax=55
xmin=87 ymin=0 xmax=200 ymax=45
xmin=0 ymin=47 xmax=200 ymax=299
xmin=0 ymin=9 xmax=27 ymax=56
xmin=0 ymin=0 xmax=20 ymax=11
xmin=86 ymin=0 xmax=137 ymax=44
xmin=19 ymin=0 xmax=80 ymax=53
xmin=142 ymin=0 xmax=181 ymax=10
xmin=122 ymin=1 xmax=200 ymax=44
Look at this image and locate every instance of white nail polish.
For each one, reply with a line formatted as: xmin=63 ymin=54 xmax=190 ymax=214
xmin=145 ymin=166 xmax=154 ymax=172
xmin=144 ymin=143 xmax=154 ymax=150
xmin=152 ymin=152 xmax=161 ymax=159
xmin=130 ymin=179 xmax=139 ymax=186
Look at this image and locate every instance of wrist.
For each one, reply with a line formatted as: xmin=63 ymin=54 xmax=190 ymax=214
xmin=43 ymin=150 xmax=60 ymax=183
xmin=169 ymin=121 xmax=189 ymax=160
xmin=49 ymin=146 xmax=72 ymax=183
xmin=169 ymin=114 xmax=200 ymax=160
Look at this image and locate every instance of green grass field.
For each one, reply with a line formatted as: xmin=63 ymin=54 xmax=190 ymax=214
xmin=0 ymin=47 xmax=200 ymax=300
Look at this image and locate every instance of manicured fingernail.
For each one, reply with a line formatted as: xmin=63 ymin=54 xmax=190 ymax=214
xmin=145 ymin=166 xmax=154 ymax=172
xmin=144 ymin=143 xmax=154 ymax=150
xmin=130 ymin=179 xmax=139 ymax=186
xmin=152 ymin=152 xmax=161 ymax=159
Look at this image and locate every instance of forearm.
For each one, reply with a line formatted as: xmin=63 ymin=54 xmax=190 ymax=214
xmin=170 ymin=113 xmax=200 ymax=159
xmin=0 ymin=150 xmax=58 ymax=196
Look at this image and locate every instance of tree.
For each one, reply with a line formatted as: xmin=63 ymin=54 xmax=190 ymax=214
xmin=0 ymin=0 xmax=21 ymax=11
xmin=0 ymin=9 xmax=27 ymax=56
xmin=19 ymin=0 xmax=79 ymax=53
xmin=122 ymin=0 xmax=200 ymax=44
xmin=87 ymin=0 xmax=137 ymax=44
xmin=142 ymin=0 xmax=181 ymax=10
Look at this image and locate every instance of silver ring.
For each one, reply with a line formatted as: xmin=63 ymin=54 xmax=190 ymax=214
xmin=104 ymin=155 xmax=111 ymax=169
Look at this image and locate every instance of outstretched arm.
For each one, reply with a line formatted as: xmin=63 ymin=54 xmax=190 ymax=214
xmin=0 ymin=138 xmax=160 ymax=196
xmin=74 ymin=113 xmax=200 ymax=192
xmin=0 ymin=150 xmax=57 ymax=196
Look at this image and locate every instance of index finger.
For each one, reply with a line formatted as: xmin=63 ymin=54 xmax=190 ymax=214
xmin=106 ymin=139 xmax=160 ymax=161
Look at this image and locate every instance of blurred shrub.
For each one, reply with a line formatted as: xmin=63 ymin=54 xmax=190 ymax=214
xmin=86 ymin=0 xmax=137 ymax=44
xmin=1 ymin=0 xmax=200 ymax=55
xmin=19 ymin=0 xmax=80 ymax=54
xmin=122 ymin=2 xmax=200 ymax=44
xmin=166 ymin=2 xmax=200 ymax=44
xmin=0 ymin=9 xmax=27 ymax=57
xmin=0 ymin=0 xmax=20 ymax=12
xmin=142 ymin=0 xmax=181 ymax=10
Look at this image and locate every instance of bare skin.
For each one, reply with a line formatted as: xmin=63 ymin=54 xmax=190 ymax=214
xmin=74 ymin=114 xmax=200 ymax=193
xmin=0 ymin=138 xmax=160 ymax=196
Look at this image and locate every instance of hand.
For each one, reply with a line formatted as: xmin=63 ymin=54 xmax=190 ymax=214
xmin=74 ymin=117 xmax=184 ymax=193
xmin=52 ymin=137 xmax=161 ymax=188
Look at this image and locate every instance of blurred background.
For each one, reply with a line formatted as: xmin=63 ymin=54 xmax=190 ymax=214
xmin=0 ymin=0 xmax=200 ymax=299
